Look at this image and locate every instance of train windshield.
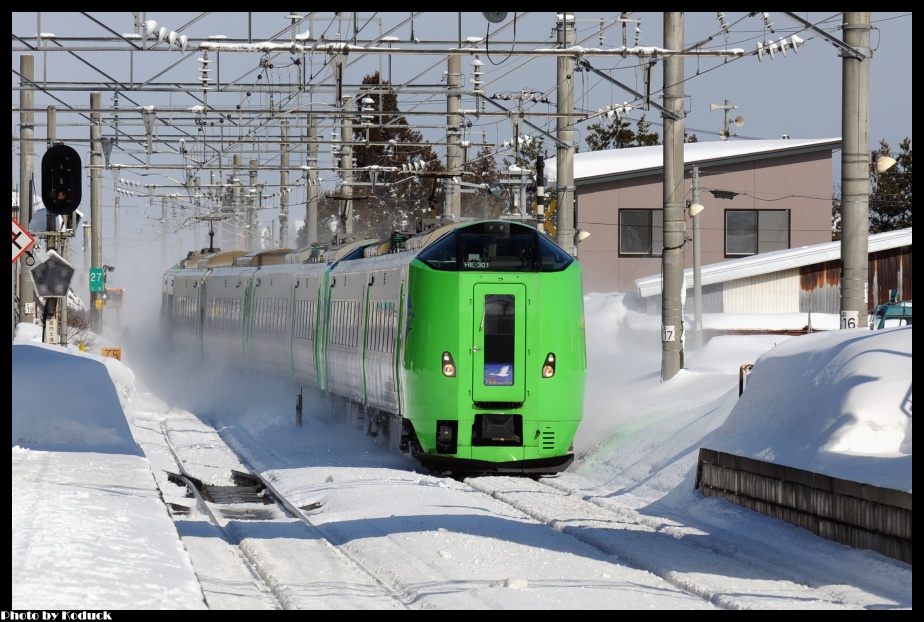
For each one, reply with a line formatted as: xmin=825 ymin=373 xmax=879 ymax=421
xmin=417 ymin=221 xmax=574 ymax=272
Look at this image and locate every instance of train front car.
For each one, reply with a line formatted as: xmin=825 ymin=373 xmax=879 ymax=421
xmin=402 ymin=221 xmax=586 ymax=476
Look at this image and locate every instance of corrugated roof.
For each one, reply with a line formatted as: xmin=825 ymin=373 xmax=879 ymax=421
xmin=545 ymin=138 xmax=841 ymax=184
xmin=635 ymin=227 xmax=912 ymax=298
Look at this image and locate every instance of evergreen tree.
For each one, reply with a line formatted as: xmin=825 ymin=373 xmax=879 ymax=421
xmin=869 ymin=138 xmax=912 ymax=233
xmin=585 ymin=114 xmax=661 ymax=150
xmin=345 ymin=72 xmax=443 ymax=239
xmin=462 ymin=144 xmax=507 ymax=220
xmin=831 ymin=137 xmax=912 ymax=240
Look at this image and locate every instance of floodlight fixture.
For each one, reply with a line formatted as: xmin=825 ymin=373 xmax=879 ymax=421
xmin=326 ymin=215 xmax=339 ymax=235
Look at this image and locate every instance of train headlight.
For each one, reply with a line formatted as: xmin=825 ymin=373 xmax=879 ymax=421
xmin=541 ymin=352 xmax=556 ymax=378
xmin=442 ymin=351 xmax=456 ymax=377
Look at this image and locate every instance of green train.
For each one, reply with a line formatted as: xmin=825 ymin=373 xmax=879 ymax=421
xmin=162 ymin=219 xmax=586 ymax=476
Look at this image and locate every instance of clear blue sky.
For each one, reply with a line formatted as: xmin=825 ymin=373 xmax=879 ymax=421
xmin=12 ymin=13 xmax=911 ymax=255
xmin=12 ymin=12 xmax=912 ymax=149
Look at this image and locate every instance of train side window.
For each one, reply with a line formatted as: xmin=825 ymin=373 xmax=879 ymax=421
xmin=417 ymin=234 xmax=458 ymax=270
xmin=538 ymin=235 xmax=574 ymax=272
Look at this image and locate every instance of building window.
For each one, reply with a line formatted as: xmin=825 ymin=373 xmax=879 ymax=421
xmin=725 ymin=210 xmax=790 ymax=257
xmin=619 ymin=209 xmax=663 ymax=257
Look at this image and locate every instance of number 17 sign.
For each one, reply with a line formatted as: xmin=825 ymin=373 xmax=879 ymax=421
xmin=12 ymin=217 xmax=36 ymax=263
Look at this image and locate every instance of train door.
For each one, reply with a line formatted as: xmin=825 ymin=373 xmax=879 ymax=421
xmin=471 ymin=284 xmax=526 ymax=403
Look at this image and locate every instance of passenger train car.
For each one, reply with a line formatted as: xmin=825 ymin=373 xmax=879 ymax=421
xmin=162 ymin=219 xmax=586 ymax=476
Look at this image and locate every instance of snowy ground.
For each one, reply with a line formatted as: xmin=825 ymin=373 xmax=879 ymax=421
xmin=11 ymin=293 xmax=912 ymax=609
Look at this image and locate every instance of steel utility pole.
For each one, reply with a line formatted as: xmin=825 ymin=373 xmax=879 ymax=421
xmin=661 ymin=12 xmax=686 ymax=381
xmin=840 ymin=12 xmax=872 ymax=330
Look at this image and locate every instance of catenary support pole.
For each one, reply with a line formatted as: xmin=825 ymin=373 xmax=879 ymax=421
xmin=18 ymin=55 xmax=35 ymax=328
xmin=661 ymin=12 xmax=686 ymax=381
xmin=555 ymin=13 xmax=576 ymax=255
xmin=840 ymin=12 xmax=872 ymax=329
xmin=90 ymin=92 xmax=103 ymax=335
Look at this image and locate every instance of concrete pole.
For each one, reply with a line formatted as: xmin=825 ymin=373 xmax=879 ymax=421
xmin=193 ymin=176 xmax=201 ymax=251
xmin=445 ymin=54 xmax=462 ymax=222
xmin=661 ymin=13 xmax=686 ymax=381
xmin=89 ymin=92 xmax=104 ymax=335
xmin=249 ymin=159 xmax=259 ymax=249
xmin=280 ymin=118 xmax=289 ymax=248
xmin=691 ymin=166 xmax=703 ymax=349
xmin=555 ymin=13 xmax=576 ymax=255
xmin=305 ymin=116 xmax=319 ymax=245
xmin=18 ymin=55 xmax=35 ymax=326
xmin=520 ymin=175 xmax=528 ymax=218
xmin=231 ymin=154 xmax=243 ymax=249
xmin=82 ymin=223 xmax=90 ymax=284
xmin=341 ymin=96 xmax=354 ymax=239
xmin=840 ymin=12 xmax=872 ymax=329
xmin=114 ymin=195 xmax=120 ymax=268
xmin=161 ymin=197 xmax=168 ymax=266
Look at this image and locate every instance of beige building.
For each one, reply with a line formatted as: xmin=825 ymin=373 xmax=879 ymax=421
xmin=547 ymin=138 xmax=841 ymax=294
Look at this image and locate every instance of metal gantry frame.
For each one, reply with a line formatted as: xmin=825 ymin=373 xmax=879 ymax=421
xmin=15 ymin=13 xmax=875 ymax=385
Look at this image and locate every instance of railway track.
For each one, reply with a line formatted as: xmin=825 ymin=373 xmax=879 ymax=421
xmin=131 ymin=409 xmax=408 ymax=610
xmin=126 ymin=402 xmax=907 ymax=610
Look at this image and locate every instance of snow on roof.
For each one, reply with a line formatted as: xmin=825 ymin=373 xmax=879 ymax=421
xmin=545 ymin=138 xmax=841 ymax=184
xmin=635 ymin=227 xmax=912 ymax=298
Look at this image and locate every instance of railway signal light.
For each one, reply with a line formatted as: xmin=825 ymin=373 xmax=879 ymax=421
xmin=41 ymin=144 xmax=83 ymax=216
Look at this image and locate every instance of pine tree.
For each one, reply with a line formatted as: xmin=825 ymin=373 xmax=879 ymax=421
xmin=344 ymin=72 xmax=443 ymax=239
xmin=831 ymin=137 xmax=912 ymax=240
xmin=585 ymin=114 xmax=661 ymax=150
xmin=869 ymin=138 xmax=912 ymax=233
xmin=462 ymin=144 xmax=507 ymax=220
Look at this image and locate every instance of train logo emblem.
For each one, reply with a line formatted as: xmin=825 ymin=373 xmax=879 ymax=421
xmin=484 ymin=363 xmax=514 ymax=386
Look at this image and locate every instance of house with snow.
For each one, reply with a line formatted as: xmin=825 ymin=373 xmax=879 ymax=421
xmin=547 ymin=138 xmax=842 ymax=294
xmin=634 ymin=227 xmax=912 ymax=325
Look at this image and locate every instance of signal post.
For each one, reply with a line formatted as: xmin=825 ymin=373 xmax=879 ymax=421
xmin=38 ymin=111 xmax=82 ymax=346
